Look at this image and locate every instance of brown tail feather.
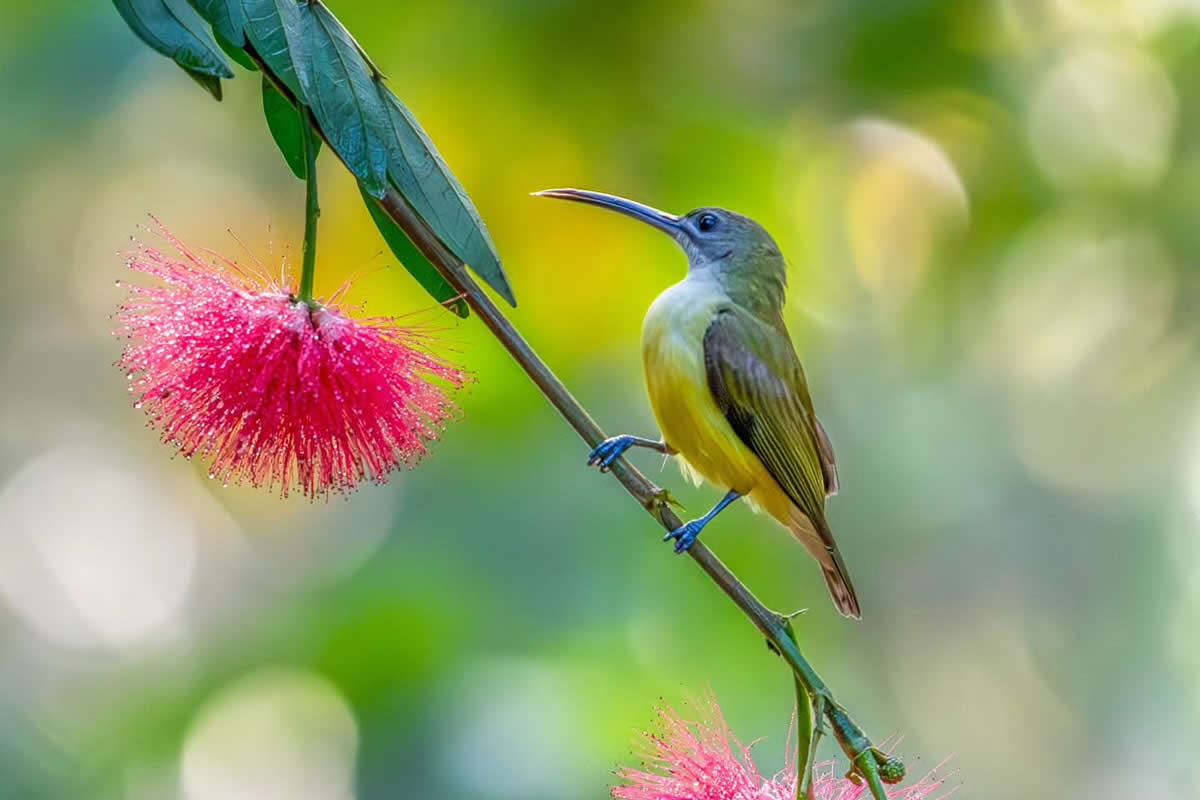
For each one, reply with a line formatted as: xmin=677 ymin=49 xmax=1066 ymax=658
xmin=822 ymin=551 xmax=861 ymax=619
xmin=785 ymin=508 xmax=861 ymax=619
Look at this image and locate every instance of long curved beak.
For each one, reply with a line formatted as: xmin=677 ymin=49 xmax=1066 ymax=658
xmin=533 ymin=188 xmax=681 ymax=235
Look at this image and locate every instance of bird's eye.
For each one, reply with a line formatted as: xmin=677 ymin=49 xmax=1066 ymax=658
xmin=697 ymin=213 xmax=718 ymax=232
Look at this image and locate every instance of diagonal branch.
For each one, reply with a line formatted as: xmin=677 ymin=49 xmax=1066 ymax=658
xmin=120 ymin=3 xmax=904 ymax=791
xmin=375 ymin=189 xmax=903 ymax=796
xmin=244 ymin=41 xmax=899 ymax=797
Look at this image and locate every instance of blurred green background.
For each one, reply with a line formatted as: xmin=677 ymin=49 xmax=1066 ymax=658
xmin=1 ymin=1 xmax=1198 ymax=797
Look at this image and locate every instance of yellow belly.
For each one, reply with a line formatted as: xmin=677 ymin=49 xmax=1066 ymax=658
xmin=641 ymin=279 xmax=794 ymax=523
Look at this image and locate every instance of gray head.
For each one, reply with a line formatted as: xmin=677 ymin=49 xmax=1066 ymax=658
xmin=535 ymin=188 xmax=787 ymax=313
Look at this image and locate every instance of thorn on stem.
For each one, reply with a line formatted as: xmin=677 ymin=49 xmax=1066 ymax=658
xmin=649 ymin=486 xmax=683 ymax=510
xmin=776 ymin=608 xmax=808 ymax=624
xmin=646 ymin=486 xmax=684 ymax=528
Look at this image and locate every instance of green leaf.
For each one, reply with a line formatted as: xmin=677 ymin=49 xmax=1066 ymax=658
xmin=239 ymin=0 xmax=311 ymax=101
xmin=214 ymin=27 xmax=256 ymax=71
xmin=134 ymin=0 xmax=518 ymax=308
xmin=113 ymin=0 xmax=233 ymax=99
xmin=377 ymin=88 xmax=516 ymax=307
xmin=262 ymin=77 xmax=319 ymax=179
xmin=299 ymin=2 xmax=390 ymax=197
xmin=360 ymin=185 xmax=468 ymax=319
xmin=183 ymin=69 xmax=223 ymax=99
xmin=185 ymin=0 xmax=247 ymax=46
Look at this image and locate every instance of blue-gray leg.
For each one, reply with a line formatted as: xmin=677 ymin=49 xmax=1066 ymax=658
xmin=665 ymin=489 xmax=741 ymax=554
xmin=588 ymin=435 xmax=670 ymax=472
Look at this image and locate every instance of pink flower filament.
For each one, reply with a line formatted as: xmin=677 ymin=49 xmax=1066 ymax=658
xmin=614 ymin=694 xmax=951 ymax=800
xmin=114 ymin=222 xmax=469 ymax=498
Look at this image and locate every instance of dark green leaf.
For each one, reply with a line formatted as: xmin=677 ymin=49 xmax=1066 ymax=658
xmin=214 ymin=28 xmax=256 ymax=71
xmin=262 ymin=77 xmax=320 ymax=179
xmin=184 ymin=68 xmax=223 ymax=99
xmin=113 ymin=0 xmax=233 ymax=98
xmin=360 ymin=185 xmax=468 ymax=319
xmin=299 ymin=2 xmax=390 ymax=197
xmin=239 ymin=0 xmax=311 ymax=101
xmin=185 ymin=0 xmax=247 ymax=46
xmin=377 ymin=88 xmax=516 ymax=306
xmin=130 ymin=0 xmax=517 ymax=307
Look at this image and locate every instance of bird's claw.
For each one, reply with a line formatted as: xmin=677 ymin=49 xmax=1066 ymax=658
xmin=588 ymin=435 xmax=635 ymax=472
xmin=663 ymin=519 xmax=705 ymax=554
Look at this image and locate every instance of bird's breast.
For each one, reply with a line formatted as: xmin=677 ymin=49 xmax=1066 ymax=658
xmin=640 ymin=280 xmax=765 ymax=494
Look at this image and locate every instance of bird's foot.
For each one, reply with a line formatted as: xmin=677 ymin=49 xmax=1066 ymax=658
xmin=663 ymin=518 xmax=706 ymax=554
xmin=588 ymin=435 xmax=636 ymax=472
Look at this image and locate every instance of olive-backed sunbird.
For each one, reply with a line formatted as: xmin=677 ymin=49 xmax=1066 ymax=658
xmin=536 ymin=188 xmax=860 ymax=618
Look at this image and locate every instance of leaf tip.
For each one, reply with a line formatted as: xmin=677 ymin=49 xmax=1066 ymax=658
xmin=471 ymin=255 xmax=518 ymax=307
xmin=362 ymin=178 xmax=388 ymax=201
xmin=491 ymin=276 xmax=518 ymax=308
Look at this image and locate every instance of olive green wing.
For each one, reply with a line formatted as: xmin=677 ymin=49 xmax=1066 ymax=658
xmin=702 ymin=307 xmax=834 ymax=527
xmin=704 ymin=307 xmax=858 ymax=617
xmin=801 ymin=364 xmax=840 ymax=496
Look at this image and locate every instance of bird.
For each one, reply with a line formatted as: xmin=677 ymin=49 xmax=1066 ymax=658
xmin=534 ymin=188 xmax=859 ymax=618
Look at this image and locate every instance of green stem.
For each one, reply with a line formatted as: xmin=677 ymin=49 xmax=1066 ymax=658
xmin=795 ymin=677 xmax=813 ymax=800
xmin=783 ymin=618 xmax=818 ymax=800
xmin=297 ymin=105 xmax=320 ymax=305
xmin=802 ymin=694 xmax=826 ymax=799
xmin=857 ymin=752 xmax=889 ymax=799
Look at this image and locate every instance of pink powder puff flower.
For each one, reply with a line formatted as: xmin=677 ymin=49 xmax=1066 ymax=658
xmin=614 ymin=694 xmax=950 ymax=800
xmin=113 ymin=219 xmax=470 ymax=498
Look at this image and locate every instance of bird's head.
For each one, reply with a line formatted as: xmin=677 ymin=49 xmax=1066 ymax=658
xmin=535 ymin=189 xmax=786 ymax=310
